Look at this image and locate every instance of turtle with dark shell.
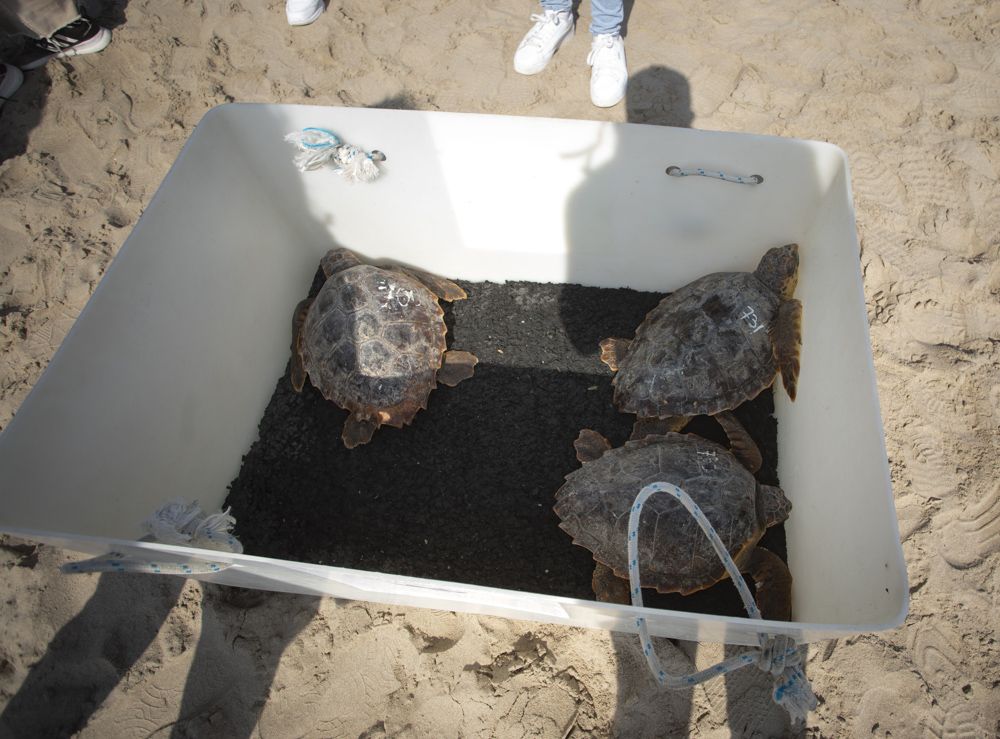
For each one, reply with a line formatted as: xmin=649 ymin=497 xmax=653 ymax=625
xmin=599 ymin=244 xmax=802 ymax=473
xmin=554 ymin=427 xmax=793 ymax=620
xmin=291 ymin=248 xmax=478 ymax=448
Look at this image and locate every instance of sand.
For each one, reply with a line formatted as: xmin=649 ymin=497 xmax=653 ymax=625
xmin=1 ymin=0 xmax=998 ymax=736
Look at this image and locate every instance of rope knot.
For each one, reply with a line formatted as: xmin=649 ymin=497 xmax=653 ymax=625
xmin=772 ymin=664 xmax=819 ymax=725
xmin=627 ymin=482 xmax=818 ymax=724
xmin=756 ymin=634 xmax=796 ymax=676
xmin=754 ymin=634 xmax=817 ymax=723
xmin=284 ymin=127 xmax=385 ymax=182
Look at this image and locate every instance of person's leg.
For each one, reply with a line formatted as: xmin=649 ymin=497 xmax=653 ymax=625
xmin=0 ymin=0 xmax=81 ymax=38
xmin=3 ymin=0 xmax=111 ymax=71
xmin=587 ymin=0 xmax=627 ymax=107
xmin=514 ymin=1 xmax=575 ymax=75
xmin=589 ymin=0 xmax=623 ymax=36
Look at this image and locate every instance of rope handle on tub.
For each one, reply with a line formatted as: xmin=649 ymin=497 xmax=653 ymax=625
xmin=284 ymin=127 xmax=386 ymax=183
xmin=666 ymin=165 xmax=763 ymax=185
xmin=61 ymin=499 xmax=243 ymax=575
xmin=627 ymin=482 xmax=817 ymax=723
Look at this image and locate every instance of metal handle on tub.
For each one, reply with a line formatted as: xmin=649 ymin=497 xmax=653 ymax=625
xmin=666 ymin=165 xmax=764 ymax=185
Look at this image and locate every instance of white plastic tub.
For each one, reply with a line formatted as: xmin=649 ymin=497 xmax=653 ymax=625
xmin=0 ymin=104 xmax=907 ymax=647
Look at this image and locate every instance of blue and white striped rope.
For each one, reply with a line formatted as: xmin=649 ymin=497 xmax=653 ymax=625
xmin=61 ymin=500 xmax=241 ymax=575
xmin=61 ymin=550 xmax=230 ymax=575
xmin=627 ymin=481 xmax=816 ymax=723
xmin=665 ymin=165 xmax=764 ymax=185
xmin=284 ymin=127 xmax=385 ymax=182
xmin=298 ymin=127 xmax=341 ymax=150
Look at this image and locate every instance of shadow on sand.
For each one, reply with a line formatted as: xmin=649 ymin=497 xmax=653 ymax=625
xmin=0 ymin=94 xmax=416 ymax=739
xmin=561 ymin=64 xmax=804 ymax=736
xmin=0 ymin=0 xmax=129 ymax=163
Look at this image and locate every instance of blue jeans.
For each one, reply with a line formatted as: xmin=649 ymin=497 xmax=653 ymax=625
xmin=541 ymin=0 xmax=623 ymax=36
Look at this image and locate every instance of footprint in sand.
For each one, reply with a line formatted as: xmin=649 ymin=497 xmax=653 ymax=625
xmin=899 ymin=422 xmax=964 ymax=500
xmin=940 ymin=481 xmax=1000 ymax=569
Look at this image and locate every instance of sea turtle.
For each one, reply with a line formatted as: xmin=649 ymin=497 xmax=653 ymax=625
xmin=291 ymin=247 xmax=478 ymax=448
xmin=554 ymin=427 xmax=793 ymax=620
xmin=599 ymin=244 xmax=802 ymax=473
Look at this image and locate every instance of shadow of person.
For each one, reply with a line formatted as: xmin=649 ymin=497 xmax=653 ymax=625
xmin=557 ymin=66 xmax=806 ymax=735
xmin=625 ymin=64 xmax=693 ymax=128
xmin=0 ymin=0 xmax=129 ymax=163
xmin=607 ymin=631 xmax=698 ymax=736
xmin=0 ymin=62 xmax=49 ymax=163
xmin=557 ymin=64 xmax=693 ymax=356
xmin=0 ymin=21 xmax=48 ymax=165
xmin=2 ymin=95 xmax=414 ymax=738
xmin=0 ymin=571 xmax=322 ymax=739
xmin=168 ymin=588 xmax=321 ymax=738
xmin=0 ymin=572 xmax=186 ymax=737
xmin=88 ymin=0 xmax=131 ymax=31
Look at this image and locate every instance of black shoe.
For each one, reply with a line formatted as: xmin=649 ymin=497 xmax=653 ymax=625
xmin=14 ymin=16 xmax=111 ymax=71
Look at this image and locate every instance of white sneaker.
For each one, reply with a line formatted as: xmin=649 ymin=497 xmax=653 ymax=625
xmin=286 ymin=0 xmax=324 ymax=26
xmin=588 ymin=33 xmax=627 ymax=107
xmin=513 ymin=10 xmax=574 ymax=75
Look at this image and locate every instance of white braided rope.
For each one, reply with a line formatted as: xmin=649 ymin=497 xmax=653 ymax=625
xmin=627 ymin=482 xmax=817 ymax=723
xmin=284 ymin=127 xmax=385 ymax=183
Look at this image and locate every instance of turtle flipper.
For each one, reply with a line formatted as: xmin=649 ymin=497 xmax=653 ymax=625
xmin=342 ymin=414 xmax=379 ymax=448
xmin=320 ymin=247 xmax=363 ymax=278
xmin=743 ymin=547 xmax=792 ymax=621
xmin=629 ymin=415 xmax=688 ymax=441
xmin=598 ymin=337 xmax=631 ymax=372
xmin=771 ymin=298 xmax=802 ymax=401
xmin=290 ymin=298 xmax=312 ymax=393
xmin=756 ymin=484 xmax=792 ymax=527
xmin=714 ymin=411 xmax=762 ymax=474
xmin=592 ymin=561 xmax=630 ymax=604
xmin=391 ymin=265 xmax=467 ymax=302
xmin=437 ymin=350 xmax=478 ymax=387
xmin=574 ymin=429 xmax=612 ymax=463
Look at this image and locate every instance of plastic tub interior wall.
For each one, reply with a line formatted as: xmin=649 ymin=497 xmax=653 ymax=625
xmin=0 ymin=104 xmax=907 ymax=647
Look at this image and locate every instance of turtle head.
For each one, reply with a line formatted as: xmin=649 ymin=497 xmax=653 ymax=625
xmin=754 ymin=244 xmax=799 ymax=300
xmin=756 ymin=484 xmax=792 ymax=528
xmin=320 ymin=248 xmax=363 ymax=279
